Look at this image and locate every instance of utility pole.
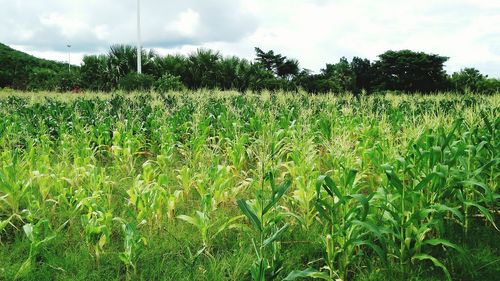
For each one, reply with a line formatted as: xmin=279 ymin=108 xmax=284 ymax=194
xmin=137 ymin=0 xmax=142 ymax=74
xmin=67 ymin=44 xmax=71 ymax=72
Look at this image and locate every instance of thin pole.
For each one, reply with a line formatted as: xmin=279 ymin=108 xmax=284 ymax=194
xmin=67 ymin=44 xmax=71 ymax=72
xmin=137 ymin=0 xmax=142 ymax=74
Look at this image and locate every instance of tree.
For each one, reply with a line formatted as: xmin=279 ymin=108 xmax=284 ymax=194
xmin=186 ymin=49 xmax=222 ymax=89
xmin=478 ymin=78 xmax=500 ymax=94
xmin=277 ymin=58 xmax=300 ymax=80
xmin=57 ymin=71 xmax=81 ymax=92
xmin=254 ymin=47 xmax=299 ymax=79
xmin=373 ymin=50 xmax=449 ymax=92
xmin=0 ymin=68 xmax=13 ymax=88
xmin=254 ymin=47 xmax=281 ymax=73
xmin=238 ymin=60 xmax=275 ymax=92
xmin=351 ymin=57 xmax=374 ymax=93
xmin=5 ymin=40 xmax=498 ymax=94
xmin=27 ymin=68 xmax=58 ymax=91
xmin=107 ymin=45 xmax=157 ymax=85
xmin=81 ymin=55 xmax=112 ymax=91
xmin=0 ymin=42 xmax=69 ymax=90
xmin=296 ymin=69 xmax=335 ymax=94
xmin=153 ymin=54 xmax=188 ymax=83
xmin=450 ymin=68 xmax=484 ymax=93
xmin=322 ymin=57 xmax=355 ymax=93
xmin=218 ymin=56 xmax=242 ymax=90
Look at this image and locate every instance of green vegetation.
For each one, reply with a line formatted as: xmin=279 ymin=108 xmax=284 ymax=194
xmin=2 ymin=42 xmax=500 ymax=94
xmin=0 ymin=43 xmax=76 ymax=91
xmin=0 ymin=90 xmax=498 ymax=280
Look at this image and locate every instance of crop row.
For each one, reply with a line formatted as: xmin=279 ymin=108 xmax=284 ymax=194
xmin=0 ymin=92 xmax=498 ymax=280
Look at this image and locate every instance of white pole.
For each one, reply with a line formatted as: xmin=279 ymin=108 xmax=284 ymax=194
xmin=137 ymin=0 xmax=142 ymax=74
xmin=67 ymin=44 xmax=71 ymax=72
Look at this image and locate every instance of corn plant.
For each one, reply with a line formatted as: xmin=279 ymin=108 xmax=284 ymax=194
xmin=116 ymin=218 xmax=147 ymax=280
xmin=379 ymin=163 xmax=465 ymax=280
xmin=0 ymin=92 xmax=498 ymax=280
xmin=0 ymin=213 xmax=21 ymax=244
xmin=0 ymin=153 xmax=29 ymax=216
xmin=285 ymin=134 xmax=319 ymax=230
xmin=15 ymin=219 xmax=67 ymax=280
xmin=237 ymin=171 xmax=291 ymax=281
xmin=124 ymin=161 xmax=175 ymax=233
xmin=177 ymin=193 xmax=244 ymax=253
xmin=80 ymin=207 xmax=113 ymax=263
xmin=299 ymin=171 xmax=383 ymax=281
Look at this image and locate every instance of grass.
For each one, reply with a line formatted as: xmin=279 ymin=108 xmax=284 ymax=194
xmin=0 ymin=90 xmax=498 ymax=280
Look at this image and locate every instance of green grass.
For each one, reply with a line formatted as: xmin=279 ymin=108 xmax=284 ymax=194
xmin=0 ymin=90 xmax=498 ymax=280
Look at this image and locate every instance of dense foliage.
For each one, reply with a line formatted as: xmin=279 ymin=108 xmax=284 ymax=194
xmin=0 ymin=43 xmax=73 ymax=91
xmin=0 ymin=91 xmax=498 ymax=280
xmin=1 ymin=43 xmax=499 ymax=94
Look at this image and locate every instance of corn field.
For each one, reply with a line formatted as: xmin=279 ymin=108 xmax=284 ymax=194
xmin=0 ymin=90 xmax=499 ymax=281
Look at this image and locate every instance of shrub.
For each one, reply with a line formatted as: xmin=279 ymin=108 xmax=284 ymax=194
xmin=478 ymin=78 xmax=500 ymax=94
xmin=154 ymin=74 xmax=186 ymax=93
xmin=118 ymin=73 xmax=154 ymax=92
xmin=27 ymin=68 xmax=58 ymax=91
xmin=57 ymin=71 xmax=82 ymax=92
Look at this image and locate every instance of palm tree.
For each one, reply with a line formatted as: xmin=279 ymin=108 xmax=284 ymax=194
xmin=186 ymin=49 xmax=222 ymax=89
xmin=218 ymin=56 xmax=242 ymax=90
xmin=153 ymin=54 xmax=189 ymax=83
xmin=81 ymin=55 xmax=113 ymax=91
xmin=107 ymin=45 xmax=156 ymax=85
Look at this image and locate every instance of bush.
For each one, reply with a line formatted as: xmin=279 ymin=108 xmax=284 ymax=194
xmin=154 ymin=74 xmax=186 ymax=93
xmin=118 ymin=73 xmax=154 ymax=92
xmin=0 ymin=69 xmax=13 ymax=88
xmin=478 ymin=78 xmax=500 ymax=94
xmin=27 ymin=68 xmax=58 ymax=91
xmin=250 ymin=78 xmax=298 ymax=92
xmin=57 ymin=71 xmax=82 ymax=92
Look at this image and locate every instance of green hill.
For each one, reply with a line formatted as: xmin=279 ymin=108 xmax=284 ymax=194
xmin=0 ymin=43 xmax=73 ymax=90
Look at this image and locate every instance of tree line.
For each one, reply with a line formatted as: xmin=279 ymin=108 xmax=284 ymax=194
xmin=1 ymin=42 xmax=499 ymax=93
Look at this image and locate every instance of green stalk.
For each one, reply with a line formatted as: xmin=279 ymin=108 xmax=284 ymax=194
xmin=400 ymin=180 xmax=405 ymax=277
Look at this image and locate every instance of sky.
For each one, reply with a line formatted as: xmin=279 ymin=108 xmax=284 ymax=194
xmin=1 ymin=0 xmax=499 ymax=77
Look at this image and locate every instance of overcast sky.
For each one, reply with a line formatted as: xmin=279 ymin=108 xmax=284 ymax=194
xmin=1 ymin=0 xmax=499 ymax=76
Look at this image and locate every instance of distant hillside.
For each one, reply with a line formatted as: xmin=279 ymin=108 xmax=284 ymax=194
xmin=0 ymin=43 xmax=73 ymax=89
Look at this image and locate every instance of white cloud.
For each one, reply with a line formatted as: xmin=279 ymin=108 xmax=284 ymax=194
xmin=1 ymin=0 xmax=499 ymax=77
xmin=165 ymin=9 xmax=200 ymax=37
xmin=39 ymin=13 xmax=88 ymax=38
xmin=0 ymin=0 xmax=256 ymax=52
xmin=93 ymin=25 xmax=110 ymax=41
xmin=228 ymin=0 xmax=500 ymax=75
